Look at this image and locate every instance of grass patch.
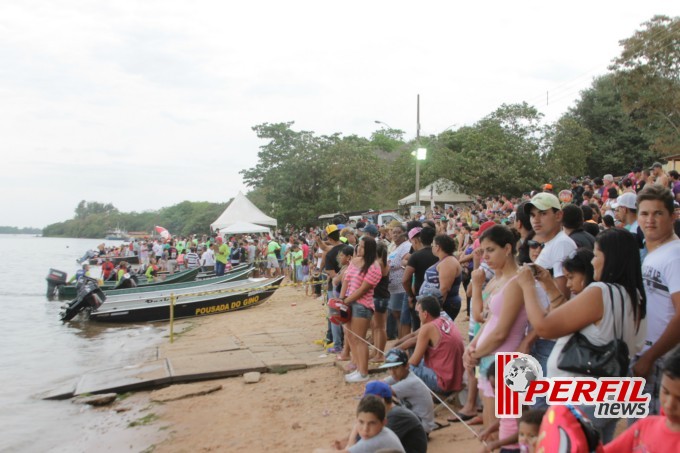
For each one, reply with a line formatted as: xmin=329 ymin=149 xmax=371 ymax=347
xmin=116 ymin=392 xmax=133 ymax=401
xmin=269 ymin=366 xmax=289 ymax=375
xmin=140 ymin=445 xmax=156 ymax=453
xmin=128 ymin=413 xmax=159 ymax=428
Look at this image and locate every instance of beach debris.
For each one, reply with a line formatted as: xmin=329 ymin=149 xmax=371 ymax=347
xmin=150 ymin=383 xmax=223 ymax=402
xmin=292 ymin=422 xmax=302 ymax=429
xmin=243 ymin=371 xmax=262 ymax=383
xmin=73 ymin=393 xmax=118 ymax=406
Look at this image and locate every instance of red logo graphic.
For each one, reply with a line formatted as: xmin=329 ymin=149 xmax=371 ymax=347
xmin=495 ymin=352 xmax=650 ymax=419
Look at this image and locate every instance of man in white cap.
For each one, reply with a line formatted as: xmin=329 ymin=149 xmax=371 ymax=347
xmin=613 ymin=192 xmax=639 ymax=233
xmin=523 ymin=192 xmax=577 ymax=299
xmin=521 ymin=192 xmax=577 ymax=391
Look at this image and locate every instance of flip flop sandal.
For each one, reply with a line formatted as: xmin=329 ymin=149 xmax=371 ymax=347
xmin=447 ymin=412 xmax=476 ymax=423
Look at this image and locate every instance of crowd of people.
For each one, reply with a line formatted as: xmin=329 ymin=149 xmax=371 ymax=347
xmin=308 ymin=166 xmax=679 ymax=452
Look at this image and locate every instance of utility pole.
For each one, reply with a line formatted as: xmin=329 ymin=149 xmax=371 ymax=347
xmin=415 ymin=94 xmax=421 ymax=207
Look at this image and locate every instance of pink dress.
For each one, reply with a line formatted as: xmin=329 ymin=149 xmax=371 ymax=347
xmin=476 ymin=277 xmax=528 ymax=397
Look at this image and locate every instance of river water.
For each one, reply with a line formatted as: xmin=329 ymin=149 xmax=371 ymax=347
xmin=0 ymin=235 xmax=164 ymax=452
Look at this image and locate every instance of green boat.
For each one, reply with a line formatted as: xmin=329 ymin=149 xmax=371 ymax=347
xmin=54 ymin=267 xmax=201 ymax=299
xmin=106 ymin=265 xmax=252 ymax=297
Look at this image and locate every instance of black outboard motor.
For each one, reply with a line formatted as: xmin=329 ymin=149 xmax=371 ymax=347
xmin=60 ymin=276 xmax=106 ymax=322
xmin=114 ymin=272 xmax=138 ymax=290
xmin=46 ymin=269 xmax=67 ymax=299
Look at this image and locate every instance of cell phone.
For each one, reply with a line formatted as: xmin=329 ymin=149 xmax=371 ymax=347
xmin=528 ymin=264 xmax=539 ymax=277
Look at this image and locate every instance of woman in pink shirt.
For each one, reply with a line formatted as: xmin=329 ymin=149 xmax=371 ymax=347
xmin=340 ymin=237 xmax=382 ymax=383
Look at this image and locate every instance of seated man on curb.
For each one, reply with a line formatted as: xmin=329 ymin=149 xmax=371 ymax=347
xmin=392 ymin=293 xmax=465 ymax=395
xmin=314 ymin=394 xmax=405 ymax=453
xmin=380 ymin=348 xmax=436 ymax=434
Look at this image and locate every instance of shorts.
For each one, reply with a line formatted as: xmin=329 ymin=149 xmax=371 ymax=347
xmin=373 ymin=297 xmax=389 ymax=314
xmin=351 ymin=303 xmax=374 ymax=320
xmin=388 ymin=292 xmax=405 ymax=312
xmin=267 ymin=255 xmax=279 ymax=268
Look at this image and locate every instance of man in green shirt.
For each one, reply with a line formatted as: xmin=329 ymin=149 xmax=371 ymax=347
xmin=215 ymin=237 xmax=230 ymax=276
xmin=267 ymin=238 xmax=281 ymax=277
xmin=291 ymin=243 xmax=303 ymax=283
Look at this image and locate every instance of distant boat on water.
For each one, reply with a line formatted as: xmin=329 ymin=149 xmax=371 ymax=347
xmin=105 ymin=228 xmax=130 ymax=241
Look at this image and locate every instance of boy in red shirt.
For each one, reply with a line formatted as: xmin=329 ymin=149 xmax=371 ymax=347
xmin=604 ymin=348 xmax=680 ymax=452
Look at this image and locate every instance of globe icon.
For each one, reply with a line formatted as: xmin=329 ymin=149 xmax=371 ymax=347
xmin=504 ymin=355 xmax=542 ymax=393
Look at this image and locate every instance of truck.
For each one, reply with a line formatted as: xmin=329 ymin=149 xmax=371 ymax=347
xmin=318 ymin=209 xmax=405 ymax=227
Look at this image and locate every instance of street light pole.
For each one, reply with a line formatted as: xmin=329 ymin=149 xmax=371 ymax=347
xmin=415 ymin=94 xmax=421 ymax=207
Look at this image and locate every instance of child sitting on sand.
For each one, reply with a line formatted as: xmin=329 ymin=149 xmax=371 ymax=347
xmin=314 ymin=394 xmax=405 ymax=453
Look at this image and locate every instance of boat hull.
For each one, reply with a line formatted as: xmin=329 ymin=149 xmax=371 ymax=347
xmin=89 ymin=276 xmax=284 ymax=323
xmin=56 ymin=267 xmax=201 ymax=299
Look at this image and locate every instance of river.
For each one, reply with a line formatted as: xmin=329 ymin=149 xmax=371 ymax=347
xmin=0 ymin=235 xmax=164 ymax=452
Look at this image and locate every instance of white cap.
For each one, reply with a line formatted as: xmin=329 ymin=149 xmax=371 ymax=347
xmin=612 ymin=192 xmax=637 ymax=210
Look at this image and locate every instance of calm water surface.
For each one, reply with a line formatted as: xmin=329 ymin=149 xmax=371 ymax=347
xmin=0 ymin=235 xmax=165 ymax=452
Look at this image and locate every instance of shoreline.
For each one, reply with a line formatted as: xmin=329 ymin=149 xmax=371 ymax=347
xmin=71 ymin=284 xmax=479 ymax=452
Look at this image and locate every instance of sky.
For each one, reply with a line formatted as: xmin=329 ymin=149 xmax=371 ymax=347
xmin=2 ymin=1 xmax=679 ymax=228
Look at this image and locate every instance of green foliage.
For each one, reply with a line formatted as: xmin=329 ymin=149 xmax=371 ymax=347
xmin=42 ymin=200 xmax=227 ymax=238
xmin=569 ymin=74 xmax=657 ymax=176
xmin=542 ymin=116 xmax=594 ymax=187
xmin=0 ymin=226 xmax=42 ymax=234
xmin=609 ymin=15 xmax=680 ymax=155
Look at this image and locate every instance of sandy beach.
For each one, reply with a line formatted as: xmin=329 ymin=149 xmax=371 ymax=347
xmin=77 ymin=283 xmax=481 ymax=453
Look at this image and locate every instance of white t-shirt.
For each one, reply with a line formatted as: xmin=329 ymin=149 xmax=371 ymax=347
xmin=348 ymin=426 xmax=405 ymax=453
xmin=385 ymin=372 xmax=436 ymax=433
xmin=535 ymin=231 xmax=577 ymax=278
xmin=387 ymin=241 xmax=411 ymax=294
xmin=547 ymin=282 xmax=646 ymax=378
xmin=201 ymin=249 xmax=215 ymax=266
xmin=641 ymin=239 xmax=680 ymax=355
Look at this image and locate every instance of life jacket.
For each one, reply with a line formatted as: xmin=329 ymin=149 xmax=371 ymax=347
xmin=537 ymin=405 xmax=604 ymax=453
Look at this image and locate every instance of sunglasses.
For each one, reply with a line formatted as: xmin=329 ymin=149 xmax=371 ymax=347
xmin=527 ymin=240 xmax=545 ymax=249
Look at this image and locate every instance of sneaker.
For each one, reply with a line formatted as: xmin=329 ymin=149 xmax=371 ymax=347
xmin=345 ymin=371 xmax=369 ymax=383
xmin=327 ymin=346 xmax=342 ymax=354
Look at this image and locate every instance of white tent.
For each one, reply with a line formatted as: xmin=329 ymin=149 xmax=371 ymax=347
xmin=211 ymin=192 xmax=277 ymax=231
xmin=222 ymin=221 xmax=271 ymax=235
xmin=398 ymin=178 xmax=474 ymax=205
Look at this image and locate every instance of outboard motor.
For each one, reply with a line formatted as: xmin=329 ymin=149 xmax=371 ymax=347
xmin=114 ymin=273 xmax=138 ymax=290
xmin=46 ymin=268 xmax=67 ymax=299
xmin=60 ymin=276 xmax=106 ymax=322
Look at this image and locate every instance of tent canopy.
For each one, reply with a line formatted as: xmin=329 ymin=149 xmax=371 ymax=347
xmin=211 ymin=192 xmax=277 ymax=231
xmin=398 ymin=178 xmax=474 ymax=205
xmin=221 ymin=222 xmax=270 ymax=235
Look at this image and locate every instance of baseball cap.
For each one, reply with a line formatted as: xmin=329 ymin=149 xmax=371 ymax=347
xmin=478 ymin=220 xmax=496 ymax=235
xmin=407 ymin=227 xmax=422 ymax=240
xmin=523 ymin=192 xmax=562 ymax=215
xmin=337 ymin=224 xmax=346 ymax=230
xmin=364 ymin=380 xmax=393 ymax=398
xmin=543 ymin=183 xmax=553 ymax=190
xmin=325 ymin=224 xmax=338 ymax=235
xmin=612 ymin=192 xmax=637 ymax=210
xmin=363 ymin=224 xmax=379 ymax=236
xmin=651 ymin=162 xmax=663 ymax=169
xmin=379 ymin=349 xmax=410 ymax=369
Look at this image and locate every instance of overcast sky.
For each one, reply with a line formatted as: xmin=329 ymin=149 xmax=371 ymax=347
xmin=2 ymin=1 xmax=678 ymax=228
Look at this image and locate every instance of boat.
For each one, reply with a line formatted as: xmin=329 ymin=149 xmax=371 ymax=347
xmin=88 ymin=255 xmax=140 ymax=266
xmin=104 ymin=264 xmax=252 ymax=297
xmin=51 ymin=267 xmax=201 ymax=300
xmin=87 ymin=276 xmax=284 ymax=323
xmin=105 ymin=228 xmax=130 ymax=241
xmin=59 ymin=277 xmax=106 ymax=322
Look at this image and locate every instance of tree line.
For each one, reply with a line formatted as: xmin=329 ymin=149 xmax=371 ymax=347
xmin=42 ymin=200 xmax=228 ymax=238
xmin=242 ymin=15 xmax=678 ymax=227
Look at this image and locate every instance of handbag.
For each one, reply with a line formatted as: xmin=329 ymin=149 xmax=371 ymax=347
xmin=557 ymin=284 xmax=630 ymax=377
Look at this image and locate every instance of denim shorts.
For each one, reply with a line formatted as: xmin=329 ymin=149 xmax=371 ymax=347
xmin=373 ymin=297 xmax=389 ymax=314
xmin=351 ymin=303 xmax=374 ymax=319
xmin=388 ymin=292 xmax=406 ymax=311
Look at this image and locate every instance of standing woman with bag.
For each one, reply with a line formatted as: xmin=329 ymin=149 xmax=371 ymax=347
xmin=517 ymin=228 xmax=647 ymax=443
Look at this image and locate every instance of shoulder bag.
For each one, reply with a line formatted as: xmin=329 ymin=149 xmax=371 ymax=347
xmin=557 ymin=284 xmax=630 ymax=377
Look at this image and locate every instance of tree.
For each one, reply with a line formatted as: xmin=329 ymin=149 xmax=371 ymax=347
xmin=569 ymin=74 xmax=656 ymax=176
xmin=609 ymin=15 xmax=680 ymax=154
xmin=542 ymin=116 xmax=594 ymax=186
